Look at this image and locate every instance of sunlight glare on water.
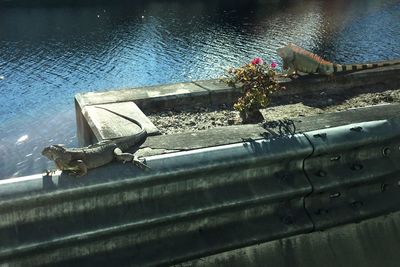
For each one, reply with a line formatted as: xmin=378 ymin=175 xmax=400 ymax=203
xmin=16 ymin=135 xmax=29 ymax=144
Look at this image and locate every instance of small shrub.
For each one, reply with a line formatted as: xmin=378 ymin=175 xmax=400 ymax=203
xmin=223 ymin=58 xmax=284 ymax=123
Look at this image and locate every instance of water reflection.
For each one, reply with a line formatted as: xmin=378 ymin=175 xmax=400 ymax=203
xmin=16 ymin=134 xmax=29 ymax=144
xmin=0 ymin=0 xmax=399 ymax=179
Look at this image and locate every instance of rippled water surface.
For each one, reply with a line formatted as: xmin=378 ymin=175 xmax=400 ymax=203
xmin=1 ymin=0 xmax=400 ymax=179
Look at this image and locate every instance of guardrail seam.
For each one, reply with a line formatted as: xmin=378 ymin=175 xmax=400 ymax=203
xmin=301 ymin=132 xmax=317 ymax=232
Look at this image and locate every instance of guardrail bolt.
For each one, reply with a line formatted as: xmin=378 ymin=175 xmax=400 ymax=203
xmin=350 ymin=126 xmax=363 ymax=132
xmin=282 ymin=215 xmax=294 ymax=225
xmin=275 ymin=172 xmax=289 ymax=182
xmin=351 ymin=163 xmax=363 ymax=171
xmin=330 ymin=155 xmax=341 ymax=161
xmin=381 ymin=183 xmax=389 ymax=192
xmin=350 ymin=201 xmax=364 ymax=208
xmin=329 ymin=192 xmax=341 ymax=198
xmin=314 ymin=209 xmax=329 ymax=215
xmin=313 ymin=133 xmax=327 ymax=139
xmin=382 ymin=147 xmax=391 ymax=157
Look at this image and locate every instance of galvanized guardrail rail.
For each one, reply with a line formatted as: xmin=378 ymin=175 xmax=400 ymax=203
xmin=0 ymin=119 xmax=399 ymax=266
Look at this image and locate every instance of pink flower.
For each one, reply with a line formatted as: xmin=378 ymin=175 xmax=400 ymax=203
xmin=251 ymin=57 xmax=264 ymax=65
xmin=270 ymin=61 xmax=277 ymax=69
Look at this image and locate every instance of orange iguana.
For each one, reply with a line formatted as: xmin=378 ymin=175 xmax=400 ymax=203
xmin=277 ymin=43 xmax=400 ymax=76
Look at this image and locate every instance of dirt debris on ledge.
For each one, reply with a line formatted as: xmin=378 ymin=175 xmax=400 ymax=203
xmin=147 ymin=88 xmax=400 ymax=135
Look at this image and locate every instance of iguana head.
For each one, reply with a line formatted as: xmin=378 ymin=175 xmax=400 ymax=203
xmin=42 ymin=145 xmax=75 ymax=171
xmin=42 ymin=145 xmax=85 ymax=174
xmin=276 ymin=44 xmax=294 ymax=60
xmin=42 ymin=145 xmax=72 ymax=169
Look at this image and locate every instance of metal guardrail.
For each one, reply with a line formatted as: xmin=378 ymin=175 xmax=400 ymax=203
xmin=0 ymin=119 xmax=399 ymax=266
xmin=303 ymin=120 xmax=400 ymax=229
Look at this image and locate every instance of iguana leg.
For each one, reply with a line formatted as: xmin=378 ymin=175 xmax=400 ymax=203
xmin=326 ymin=73 xmax=336 ymax=81
xmin=282 ymin=62 xmax=298 ymax=78
xmin=133 ymin=155 xmax=151 ymax=170
xmin=283 ymin=69 xmax=299 ymax=79
xmin=75 ymin=160 xmax=88 ymax=176
xmin=66 ymin=160 xmax=88 ymax=176
xmin=114 ymin=147 xmax=135 ymax=163
xmin=114 ymin=148 xmax=150 ymax=169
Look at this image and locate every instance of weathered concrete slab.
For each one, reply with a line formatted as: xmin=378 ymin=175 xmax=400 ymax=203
xmin=75 ymin=82 xmax=211 ymax=145
xmin=176 ymin=210 xmax=400 ymax=267
xmin=136 ymin=124 xmax=267 ymax=157
xmin=83 ymin=102 xmax=159 ymax=140
xmin=137 ymin=103 xmax=400 ymax=157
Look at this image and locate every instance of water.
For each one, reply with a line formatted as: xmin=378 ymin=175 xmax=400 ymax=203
xmin=1 ymin=0 xmax=399 ymax=179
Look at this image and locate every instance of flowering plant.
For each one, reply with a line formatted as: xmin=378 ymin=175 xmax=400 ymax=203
xmin=223 ymin=57 xmax=283 ymax=123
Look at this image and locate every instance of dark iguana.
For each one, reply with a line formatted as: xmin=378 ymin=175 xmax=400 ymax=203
xmin=42 ymin=107 xmax=148 ymax=176
xmin=277 ymin=43 xmax=400 ymax=76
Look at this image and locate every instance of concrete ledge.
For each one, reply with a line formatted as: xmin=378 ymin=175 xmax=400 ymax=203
xmin=75 ymin=64 xmax=400 ymax=146
xmin=75 ymin=63 xmax=400 ymax=112
xmin=75 ymin=81 xmax=222 ymax=145
xmin=75 ymin=81 xmax=212 ymax=112
xmin=83 ymin=102 xmax=159 ymax=140
xmin=275 ymin=63 xmax=400 ymax=96
xmin=136 ymin=103 xmax=400 ymax=157
xmin=77 ymin=101 xmax=159 ymax=145
xmin=193 ymin=79 xmax=241 ymax=106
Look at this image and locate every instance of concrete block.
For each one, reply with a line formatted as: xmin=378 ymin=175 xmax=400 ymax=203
xmin=194 ymin=79 xmax=241 ymax=106
xmin=75 ymin=98 xmax=96 ymax=146
xmin=136 ymin=82 xmax=210 ymax=112
xmin=75 ymin=81 xmax=209 ymax=112
xmin=82 ymin=102 xmax=160 ymax=142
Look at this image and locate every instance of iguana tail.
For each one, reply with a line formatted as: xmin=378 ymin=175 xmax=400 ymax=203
xmin=332 ymin=60 xmax=400 ymax=72
xmin=94 ymin=106 xmax=148 ymax=150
